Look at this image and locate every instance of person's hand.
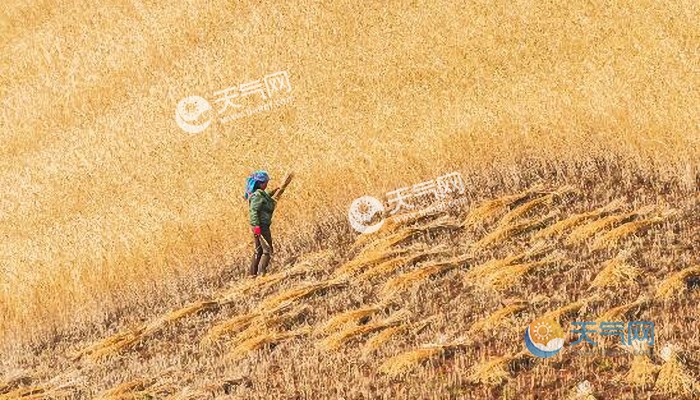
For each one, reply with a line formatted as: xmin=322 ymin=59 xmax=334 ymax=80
xmin=252 ymin=226 xmax=261 ymax=236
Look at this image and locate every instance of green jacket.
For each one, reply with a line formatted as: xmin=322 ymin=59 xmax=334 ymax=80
xmin=248 ymin=189 xmax=276 ymax=226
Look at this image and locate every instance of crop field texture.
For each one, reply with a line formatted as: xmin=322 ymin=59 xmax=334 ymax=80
xmin=0 ymin=0 xmax=698 ymax=398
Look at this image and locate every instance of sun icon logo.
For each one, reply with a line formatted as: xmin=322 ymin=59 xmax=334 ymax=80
xmin=347 ymin=196 xmax=385 ymax=234
xmin=175 ymin=96 xmax=213 ymax=134
xmin=532 ymin=320 xmax=554 ymax=341
xmin=524 ymin=318 xmax=565 ymax=358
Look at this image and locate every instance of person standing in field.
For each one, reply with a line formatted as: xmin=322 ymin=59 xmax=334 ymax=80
xmin=245 ymin=170 xmax=276 ymax=277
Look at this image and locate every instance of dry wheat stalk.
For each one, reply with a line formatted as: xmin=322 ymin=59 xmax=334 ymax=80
xmin=499 ymin=193 xmax=555 ymax=226
xmin=655 ymin=265 xmax=700 ymax=301
xmin=378 ymin=336 xmax=470 ymax=377
xmin=591 ymin=216 xmax=664 ymax=249
xmin=318 ymin=310 xmax=410 ymax=351
xmin=618 ymin=340 xmax=656 ymax=388
xmin=314 ymin=304 xmax=385 ymax=336
xmin=469 ymin=301 xmax=528 ymax=334
xmin=541 ymin=298 xmax=593 ymax=322
xmin=216 ymin=258 xmax=323 ymax=305
xmin=472 ymin=212 xmax=556 ymax=250
xmin=351 ymin=209 xmax=454 ymax=251
xmin=334 ymin=247 xmax=410 ymax=278
xmin=363 ymin=316 xmax=437 ymax=356
xmin=596 ymin=296 xmax=652 ymax=324
xmin=202 ymin=313 xmax=258 ymax=345
xmin=381 ymin=254 xmax=470 ymax=298
xmin=466 ymin=242 xmax=550 ymax=280
xmin=256 ymin=278 xmax=346 ymax=312
xmin=654 ymin=345 xmax=699 ymax=396
xmin=466 ymin=254 xmax=526 ymax=280
xmin=567 ymin=380 xmax=597 ymax=400
xmin=565 ymin=214 xmax=631 ymax=244
xmin=467 ymin=355 xmax=512 ymax=386
xmin=0 ymin=386 xmax=47 ymax=400
xmin=483 ymin=254 xmax=562 ymax=289
xmin=240 ymin=305 xmax=310 ymax=343
xmin=363 ymin=227 xmax=424 ymax=253
xmin=80 ymin=300 xmax=218 ymax=361
xmin=270 ymin=172 xmax=294 ymax=201
xmin=625 ymin=355 xmax=658 ymax=388
xmin=227 ymin=327 xmax=311 ymax=361
xmin=463 ymin=189 xmax=541 ymax=226
xmin=623 ymin=341 xmax=658 ymax=388
xmin=590 ymin=257 xmax=640 ymax=288
xmin=534 ymin=198 xmax=624 ymax=240
xmin=358 ymin=245 xmax=450 ymax=281
xmin=362 ymin=326 xmax=405 ymax=355
xmin=565 ymin=205 xmax=654 ymax=245
xmin=378 ymin=347 xmax=445 ymax=377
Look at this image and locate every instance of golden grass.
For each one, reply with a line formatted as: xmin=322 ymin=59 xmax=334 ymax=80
xmin=362 ymin=326 xmax=404 ymax=355
xmin=591 ymin=216 xmax=665 ymax=249
xmin=471 ymin=212 xmax=557 ymax=251
xmin=567 ymin=380 xmax=597 ymax=400
xmin=655 ymin=265 xmax=700 ymax=301
xmin=255 ymin=278 xmax=346 ymax=312
xmin=590 ymin=257 xmax=640 ymax=288
xmin=350 ymin=208 xmax=446 ymax=250
xmin=318 ymin=310 xmax=410 ymax=351
xmin=564 ymin=206 xmax=654 ymax=245
xmin=467 ymin=353 xmax=520 ymax=386
xmin=216 ymin=257 xmax=323 ymax=304
xmin=0 ymin=386 xmax=47 ymax=400
xmin=378 ymin=337 xmax=470 ymax=377
xmin=363 ymin=316 xmax=436 ymax=356
xmin=625 ymin=354 xmax=658 ymax=388
xmin=541 ymin=298 xmax=592 ymax=322
xmin=75 ymin=300 xmax=218 ymax=361
xmin=227 ymin=327 xmax=311 ymax=361
xmin=565 ymin=214 xmax=631 ymax=245
xmin=314 ymin=304 xmax=385 ymax=336
xmin=96 ymin=377 xmax=156 ymax=399
xmin=0 ymin=0 xmax=697 ymax=357
xmin=483 ymin=254 xmax=562 ymax=289
xmin=654 ymin=345 xmax=699 ymax=396
xmin=334 ymin=248 xmax=408 ymax=278
xmin=381 ymin=254 xmax=470 ymax=298
xmin=233 ymin=305 xmax=310 ymax=345
xmin=358 ymin=245 xmax=450 ymax=281
xmin=468 ymin=301 xmax=528 ymax=334
xmin=466 ymin=242 xmax=550 ymax=280
xmin=596 ymin=296 xmax=652 ymax=324
xmin=533 ymin=199 xmax=624 ymax=240
xmin=352 ymin=218 xmax=458 ymax=257
xmin=463 ymin=189 xmax=539 ymax=226
xmin=202 ymin=313 xmax=258 ymax=345
xmin=498 ymin=191 xmax=562 ymax=226
xmin=378 ymin=347 xmax=445 ymax=377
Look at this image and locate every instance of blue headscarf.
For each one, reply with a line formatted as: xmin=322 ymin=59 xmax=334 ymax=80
xmin=244 ymin=170 xmax=270 ymax=200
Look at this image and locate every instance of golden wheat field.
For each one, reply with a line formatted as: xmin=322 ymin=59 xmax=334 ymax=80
xmin=1 ymin=0 xmax=699 ymax=398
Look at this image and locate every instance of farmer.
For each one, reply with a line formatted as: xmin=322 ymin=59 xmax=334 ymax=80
xmin=245 ymin=170 xmax=276 ymax=277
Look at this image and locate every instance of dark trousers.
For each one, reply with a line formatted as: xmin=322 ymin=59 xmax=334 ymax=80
xmin=250 ymin=224 xmax=273 ymax=276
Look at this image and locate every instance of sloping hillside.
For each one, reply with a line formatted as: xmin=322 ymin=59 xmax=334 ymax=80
xmin=2 ymin=173 xmax=698 ymax=399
